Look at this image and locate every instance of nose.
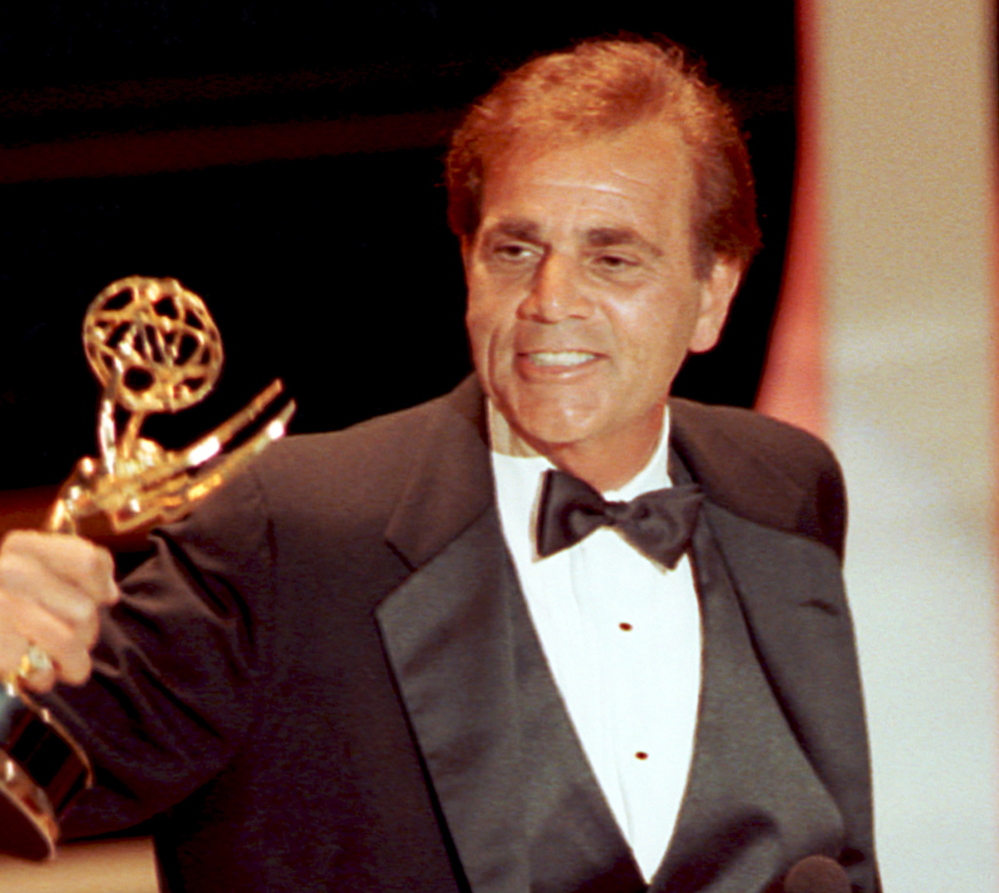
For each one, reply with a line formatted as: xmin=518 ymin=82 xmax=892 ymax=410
xmin=518 ymin=254 xmax=592 ymax=322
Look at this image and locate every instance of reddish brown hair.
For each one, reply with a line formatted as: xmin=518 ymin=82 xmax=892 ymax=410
xmin=446 ymin=36 xmax=762 ymax=277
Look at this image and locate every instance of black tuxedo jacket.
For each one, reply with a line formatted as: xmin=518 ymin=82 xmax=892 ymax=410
xmin=51 ymin=376 xmax=879 ymax=893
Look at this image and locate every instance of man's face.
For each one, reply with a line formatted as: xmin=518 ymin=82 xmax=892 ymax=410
xmin=463 ymin=120 xmax=741 ymax=469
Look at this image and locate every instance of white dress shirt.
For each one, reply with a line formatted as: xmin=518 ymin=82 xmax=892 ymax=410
xmin=489 ymin=403 xmax=702 ymax=881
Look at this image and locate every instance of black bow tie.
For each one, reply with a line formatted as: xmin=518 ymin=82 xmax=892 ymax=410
xmin=536 ymin=469 xmax=703 ymax=569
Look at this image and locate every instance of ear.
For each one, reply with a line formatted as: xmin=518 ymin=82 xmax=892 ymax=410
xmin=459 ymin=233 xmax=474 ymax=266
xmin=688 ymin=255 xmax=744 ymax=354
xmin=459 ymin=234 xmax=477 ymax=288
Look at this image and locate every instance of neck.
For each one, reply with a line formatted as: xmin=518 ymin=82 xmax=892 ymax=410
xmin=489 ymin=402 xmax=666 ymax=493
xmin=543 ymin=437 xmax=661 ymax=493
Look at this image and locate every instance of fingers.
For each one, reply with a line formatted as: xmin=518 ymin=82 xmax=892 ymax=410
xmin=11 ymin=531 xmax=119 ymax=608
xmin=0 ymin=531 xmax=118 ymax=693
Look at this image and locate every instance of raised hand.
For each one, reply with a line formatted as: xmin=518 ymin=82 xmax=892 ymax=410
xmin=0 ymin=530 xmax=118 ymax=693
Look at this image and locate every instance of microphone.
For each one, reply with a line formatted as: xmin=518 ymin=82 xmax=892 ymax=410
xmin=783 ymin=855 xmax=851 ymax=893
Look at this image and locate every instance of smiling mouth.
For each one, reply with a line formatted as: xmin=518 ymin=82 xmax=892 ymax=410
xmin=524 ymin=350 xmax=599 ymax=367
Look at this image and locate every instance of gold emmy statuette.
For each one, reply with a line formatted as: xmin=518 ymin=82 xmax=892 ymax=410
xmin=0 ymin=276 xmax=295 ymax=860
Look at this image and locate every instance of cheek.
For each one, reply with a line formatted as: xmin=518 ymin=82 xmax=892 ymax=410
xmin=466 ymin=300 xmax=509 ymax=377
xmin=620 ymin=293 xmax=700 ymax=377
xmin=467 ymin=280 xmax=518 ymax=338
xmin=465 ymin=312 xmax=489 ymax=370
xmin=464 ymin=279 xmax=490 ymax=338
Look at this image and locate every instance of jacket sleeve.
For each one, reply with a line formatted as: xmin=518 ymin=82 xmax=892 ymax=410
xmin=41 ymin=466 xmax=275 ymax=839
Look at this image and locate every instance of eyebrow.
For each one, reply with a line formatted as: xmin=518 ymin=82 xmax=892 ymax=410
xmin=484 ymin=219 xmax=663 ymax=259
xmin=484 ymin=217 xmax=663 ymax=257
xmin=584 ymin=227 xmax=663 ymax=257
xmin=489 ymin=219 xmax=542 ymax=242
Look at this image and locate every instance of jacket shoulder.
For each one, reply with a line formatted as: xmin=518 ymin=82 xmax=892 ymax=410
xmin=251 ymin=390 xmax=452 ymax=515
xmin=669 ymin=399 xmax=846 ymax=559
xmin=242 ymin=377 xmax=489 ymax=543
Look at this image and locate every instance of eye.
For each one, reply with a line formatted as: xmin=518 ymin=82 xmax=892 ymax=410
xmin=593 ymin=252 xmax=639 ymax=271
xmin=490 ymin=241 xmax=538 ymax=264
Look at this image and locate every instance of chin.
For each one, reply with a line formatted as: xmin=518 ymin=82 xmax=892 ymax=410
xmin=508 ymin=406 xmax=604 ymax=453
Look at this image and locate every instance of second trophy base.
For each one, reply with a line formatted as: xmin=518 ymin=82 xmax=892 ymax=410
xmin=0 ymin=758 xmax=58 ymax=861
xmin=0 ymin=683 xmax=93 ymax=861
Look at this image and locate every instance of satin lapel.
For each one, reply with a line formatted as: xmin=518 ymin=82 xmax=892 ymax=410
xmin=669 ymin=404 xmax=872 ymax=855
xmin=383 ymin=376 xmax=494 ymax=570
xmin=649 ymin=504 xmax=846 ymax=893
xmin=667 ymin=401 xmax=867 ymax=795
xmin=661 ymin=430 xmax=865 ymax=891
xmin=376 ymin=377 xmax=644 ymax=893
xmin=696 ymin=503 xmax=875 ymax=883
xmin=376 ymin=379 xmax=527 ymax=891
xmin=377 ymin=508 xmax=531 ymax=893
xmin=378 ymin=507 xmax=645 ymax=893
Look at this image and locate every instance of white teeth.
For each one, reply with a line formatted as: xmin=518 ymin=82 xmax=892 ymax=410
xmin=529 ymin=351 xmax=596 ymax=367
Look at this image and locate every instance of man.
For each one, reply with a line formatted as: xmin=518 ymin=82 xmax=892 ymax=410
xmin=0 ymin=37 xmax=879 ymax=892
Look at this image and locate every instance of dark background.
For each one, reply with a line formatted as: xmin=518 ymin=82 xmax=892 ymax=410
xmin=0 ymin=2 xmax=798 ymax=491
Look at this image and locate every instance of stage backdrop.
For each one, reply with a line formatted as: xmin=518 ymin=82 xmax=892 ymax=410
xmin=758 ymin=1 xmax=999 ymax=890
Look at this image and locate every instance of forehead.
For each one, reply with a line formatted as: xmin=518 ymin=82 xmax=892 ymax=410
xmin=477 ymin=121 xmax=695 ymax=239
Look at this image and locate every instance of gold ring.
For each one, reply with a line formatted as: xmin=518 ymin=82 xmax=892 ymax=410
xmin=17 ymin=643 xmax=54 ymax=681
